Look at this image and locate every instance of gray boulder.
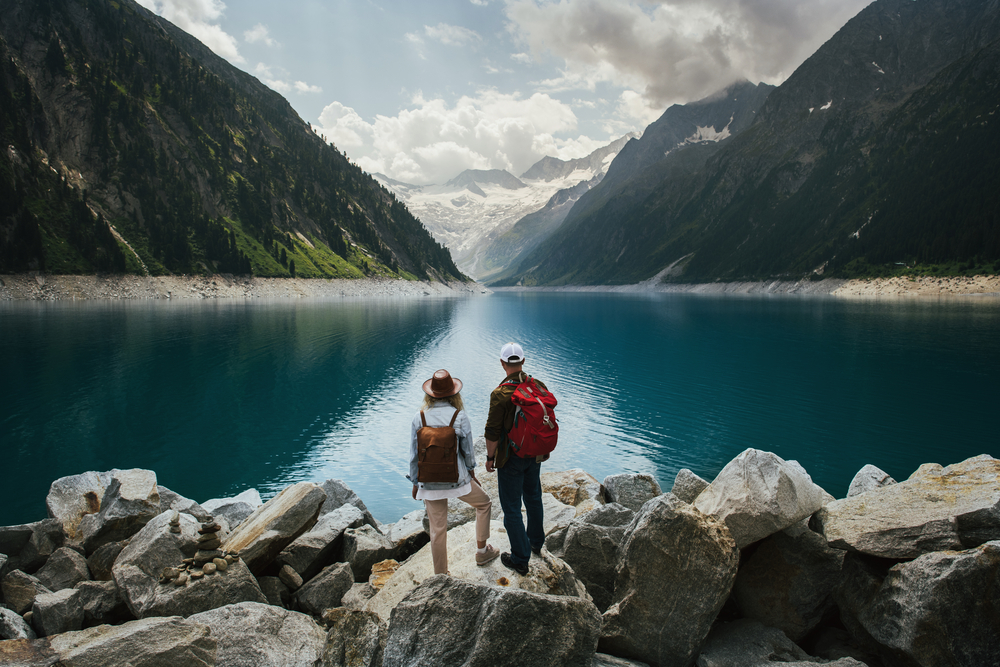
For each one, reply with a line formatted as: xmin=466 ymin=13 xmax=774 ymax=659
xmin=321 ymin=478 xmax=379 ymax=528
xmin=0 ymin=519 xmax=65 ymax=575
xmin=336 ymin=525 xmax=395 ymax=581
xmin=2 ymin=570 xmax=53 ymax=615
xmin=258 ymin=575 xmax=292 ymax=608
xmin=35 ymin=546 xmax=90 ymax=591
xmin=342 ymin=582 xmax=377 ymax=610
xmin=383 ymin=575 xmax=602 ymax=667
xmin=74 ymin=579 xmax=133 ymax=627
xmin=31 ymin=588 xmax=84 ymax=636
xmin=593 ymin=656 xmax=650 ymax=667
xmin=671 ymin=468 xmax=710 ymax=504
xmin=295 ymin=562 xmax=354 ymax=616
xmin=46 ymin=470 xmax=114 ymax=542
xmin=0 ymin=606 xmax=36 ymax=640
xmin=600 ymin=494 xmax=739 ymax=667
xmin=321 ymin=607 xmax=386 ymax=667
xmin=0 ymin=615 xmax=216 ymax=666
xmin=602 ymin=473 xmax=662 ymax=512
xmin=222 ymin=482 xmax=327 ymax=574
xmin=86 ymin=539 xmax=126 ymax=581
xmin=694 ymin=449 xmax=833 ymax=549
xmin=694 ymin=619 xmax=867 ymax=667
xmin=836 ymin=540 xmax=1000 ymax=667
xmin=189 ymin=601 xmax=327 ymax=667
xmin=845 ymin=464 xmax=897 ymax=498
xmin=158 ymin=485 xmax=212 ymax=522
xmin=79 ymin=469 xmax=161 ymax=554
xmin=732 ymin=521 xmax=845 ymax=641
xmin=541 ymin=468 xmax=606 ymax=515
xmin=275 ymin=503 xmax=365 ymax=581
xmin=814 ymin=454 xmax=1000 ymax=559
xmin=201 ymin=488 xmax=262 ymax=529
xmin=384 ymin=509 xmax=430 ymax=561
xmin=547 ymin=503 xmax=635 ymax=611
xmin=279 ymin=563 xmax=304 ymax=590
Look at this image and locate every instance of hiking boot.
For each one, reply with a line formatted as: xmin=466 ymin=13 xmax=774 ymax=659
xmin=531 ymin=544 xmax=543 ymax=556
xmin=501 ymin=552 xmax=529 ymax=576
xmin=476 ymin=544 xmax=500 ymax=566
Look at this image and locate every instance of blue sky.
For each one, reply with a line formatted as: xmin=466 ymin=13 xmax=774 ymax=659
xmin=136 ymin=0 xmax=871 ymax=184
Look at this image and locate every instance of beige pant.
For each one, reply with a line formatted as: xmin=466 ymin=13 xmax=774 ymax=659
xmin=423 ymin=480 xmax=492 ymax=575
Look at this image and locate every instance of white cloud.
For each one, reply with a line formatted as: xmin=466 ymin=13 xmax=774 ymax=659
xmin=294 ymin=81 xmax=323 ymax=94
xmin=244 ymin=23 xmax=278 ymax=47
xmin=134 ymin=0 xmax=243 ymax=63
xmin=504 ymin=0 xmax=870 ymax=107
xmin=510 ymin=52 xmax=532 ymax=65
xmin=470 ymin=0 xmax=489 ymax=6
xmin=317 ymin=90 xmax=587 ymax=185
xmin=423 ymin=23 xmax=482 ymax=47
xmin=254 ymin=63 xmax=321 ymax=95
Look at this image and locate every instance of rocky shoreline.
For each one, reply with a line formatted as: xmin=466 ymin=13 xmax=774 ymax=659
xmin=2 ymin=446 xmax=997 ymax=666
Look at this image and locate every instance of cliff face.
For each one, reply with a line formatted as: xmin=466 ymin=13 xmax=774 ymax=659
xmin=498 ymin=0 xmax=1000 ymax=286
xmin=0 ymin=0 xmax=464 ymax=281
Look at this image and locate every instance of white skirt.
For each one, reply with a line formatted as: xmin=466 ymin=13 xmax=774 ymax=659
xmin=417 ymin=482 xmax=472 ymax=501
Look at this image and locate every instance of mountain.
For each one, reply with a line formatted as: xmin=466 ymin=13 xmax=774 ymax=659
xmin=376 ymin=134 xmax=633 ymax=278
xmin=0 ymin=0 xmax=464 ymax=281
xmin=496 ymin=0 xmax=1000 ymax=286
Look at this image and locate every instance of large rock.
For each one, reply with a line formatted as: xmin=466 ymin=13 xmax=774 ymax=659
xmin=189 ymin=601 xmax=326 ymax=667
xmin=547 ymin=503 xmax=635 ymax=611
xmin=835 ymin=541 xmax=1000 ymax=667
xmin=0 ymin=606 xmax=36 ymax=640
xmin=0 ymin=519 xmax=65 ymax=575
xmin=222 ymin=482 xmax=326 ymax=574
xmin=694 ymin=619 xmax=867 ymax=667
xmin=845 ymin=464 xmax=897 ymax=498
xmin=732 ymin=521 xmax=845 ymax=642
xmin=86 ymin=540 xmax=126 ymax=581
xmin=541 ymin=468 xmax=605 ymax=515
xmin=602 ymin=473 xmax=662 ymax=512
xmin=814 ymin=454 xmax=1000 ymax=559
xmin=2 ymin=570 xmax=53 ymax=615
xmin=113 ymin=510 xmax=266 ymax=618
xmin=46 ymin=470 xmax=114 ymax=542
xmin=275 ymin=503 xmax=365 ymax=581
xmin=35 ymin=546 xmax=90 ymax=591
xmin=600 ymin=494 xmax=739 ymax=667
xmin=74 ymin=579 xmax=133 ymax=627
xmin=320 ymin=479 xmax=378 ymax=528
xmin=321 ymin=607 xmax=386 ymax=667
xmin=157 ymin=486 xmax=211 ymax=522
xmin=382 ymin=575 xmax=602 ymax=667
xmin=79 ymin=469 xmax=161 ymax=553
xmin=336 ymin=525 xmax=396 ymax=581
xmin=365 ymin=519 xmax=590 ymax=623
xmin=201 ymin=488 xmax=262 ymax=529
xmin=694 ymin=449 xmax=834 ymax=548
xmin=31 ymin=588 xmax=84 ymax=636
xmin=295 ymin=562 xmax=354 ymax=616
xmin=383 ymin=509 xmax=430 ymax=562
xmin=671 ymin=468 xmax=710 ymax=504
xmin=593 ymin=655 xmax=650 ymax=667
xmin=0 ymin=615 xmax=216 ymax=666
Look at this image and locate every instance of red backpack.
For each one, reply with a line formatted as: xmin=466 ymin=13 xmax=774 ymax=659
xmin=502 ymin=375 xmax=558 ymax=458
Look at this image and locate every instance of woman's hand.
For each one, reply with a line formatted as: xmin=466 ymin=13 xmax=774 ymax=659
xmin=412 ymin=484 xmax=418 ymax=500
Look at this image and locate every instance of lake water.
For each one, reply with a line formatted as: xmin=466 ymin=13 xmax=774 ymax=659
xmin=2 ymin=292 xmax=998 ymax=527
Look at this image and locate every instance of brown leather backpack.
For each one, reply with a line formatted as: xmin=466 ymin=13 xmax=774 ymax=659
xmin=416 ymin=409 xmax=460 ymax=483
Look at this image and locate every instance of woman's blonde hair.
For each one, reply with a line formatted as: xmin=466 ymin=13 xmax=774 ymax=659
xmin=422 ymin=392 xmax=464 ymax=411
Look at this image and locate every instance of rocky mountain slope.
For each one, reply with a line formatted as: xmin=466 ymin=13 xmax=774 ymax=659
xmin=496 ymin=0 xmax=1000 ymax=286
xmin=0 ymin=0 xmax=464 ymax=281
xmin=376 ymin=135 xmax=632 ymax=278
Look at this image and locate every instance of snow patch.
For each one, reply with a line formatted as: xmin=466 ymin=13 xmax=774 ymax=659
xmin=872 ymin=62 xmax=885 ymax=74
xmin=821 ymin=100 xmax=833 ymax=110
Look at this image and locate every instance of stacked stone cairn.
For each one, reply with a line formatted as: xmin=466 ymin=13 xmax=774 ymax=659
xmin=158 ymin=513 xmax=238 ymax=586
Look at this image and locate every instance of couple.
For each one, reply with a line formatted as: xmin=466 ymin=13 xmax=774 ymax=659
xmin=408 ymin=342 xmax=546 ymax=577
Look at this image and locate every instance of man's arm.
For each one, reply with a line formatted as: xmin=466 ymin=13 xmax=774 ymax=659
xmin=485 ymin=438 xmax=498 ymax=473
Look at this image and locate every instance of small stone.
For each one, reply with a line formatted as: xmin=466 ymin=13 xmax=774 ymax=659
xmin=224 ymin=555 xmax=236 ymax=564
xmin=160 ymin=567 xmax=180 ymax=583
xmin=182 ymin=558 xmax=195 ymax=565
xmin=190 ymin=569 xmax=204 ymax=580
xmin=175 ymin=573 xmax=189 ymax=586
xmin=213 ymin=558 xmax=228 ymax=572
xmin=169 ymin=526 xmax=182 ymax=534
xmin=203 ymin=563 xmax=217 ymax=575
xmin=195 ymin=550 xmax=224 ymax=563
xmin=198 ymin=522 xmax=222 ymax=534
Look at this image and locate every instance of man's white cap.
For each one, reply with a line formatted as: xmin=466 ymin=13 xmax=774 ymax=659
xmin=500 ymin=342 xmax=524 ymax=364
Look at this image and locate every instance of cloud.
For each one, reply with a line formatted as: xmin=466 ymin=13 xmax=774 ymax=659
xmin=134 ymin=0 xmax=243 ymax=63
xmin=244 ymin=23 xmax=278 ymax=47
xmin=424 ymin=23 xmax=482 ymax=46
xmin=317 ymin=90 xmax=593 ymax=184
xmin=254 ymin=63 xmax=321 ymax=95
xmin=504 ymin=0 xmax=870 ymax=107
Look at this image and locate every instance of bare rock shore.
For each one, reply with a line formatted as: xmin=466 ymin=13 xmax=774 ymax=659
xmin=0 ymin=274 xmax=487 ymax=301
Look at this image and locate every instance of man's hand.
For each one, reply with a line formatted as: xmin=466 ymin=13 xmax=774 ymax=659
xmin=485 ymin=459 xmax=495 ymax=473
xmin=412 ymin=484 xmax=418 ymax=500
xmin=485 ymin=439 xmax=498 ymax=473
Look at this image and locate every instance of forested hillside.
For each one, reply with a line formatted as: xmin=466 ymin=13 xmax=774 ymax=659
xmin=0 ymin=0 xmax=464 ymax=281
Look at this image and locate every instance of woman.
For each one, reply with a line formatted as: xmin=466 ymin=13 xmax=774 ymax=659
xmin=409 ymin=369 xmax=499 ymax=574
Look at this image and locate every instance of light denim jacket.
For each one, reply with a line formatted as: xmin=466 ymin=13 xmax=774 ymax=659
xmin=408 ymin=402 xmax=475 ymax=490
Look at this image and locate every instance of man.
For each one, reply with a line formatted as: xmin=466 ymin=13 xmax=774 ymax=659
xmin=484 ymin=342 xmax=547 ymax=575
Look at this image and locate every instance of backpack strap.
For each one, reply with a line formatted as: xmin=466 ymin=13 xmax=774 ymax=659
xmin=449 ymin=409 xmax=459 ymax=426
xmin=420 ymin=411 xmax=427 ymax=427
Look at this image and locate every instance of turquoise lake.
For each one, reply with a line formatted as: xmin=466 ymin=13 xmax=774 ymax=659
xmin=2 ymin=292 xmax=999 ymax=527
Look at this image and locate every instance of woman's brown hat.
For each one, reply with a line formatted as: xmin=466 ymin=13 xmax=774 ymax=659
xmin=422 ymin=369 xmax=463 ymax=398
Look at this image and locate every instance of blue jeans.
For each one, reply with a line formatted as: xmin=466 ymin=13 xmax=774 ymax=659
xmin=497 ymin=453 xmax=545 ymax=566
